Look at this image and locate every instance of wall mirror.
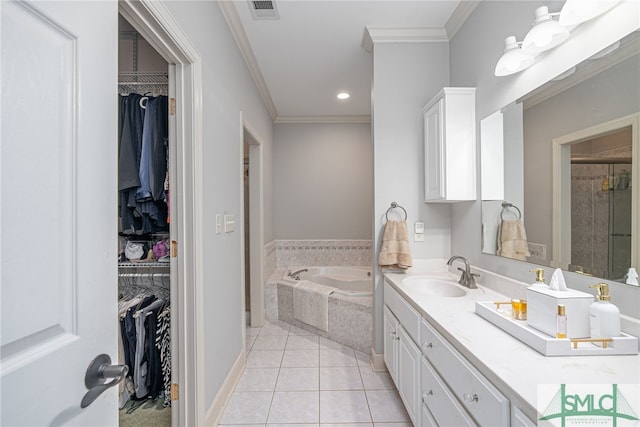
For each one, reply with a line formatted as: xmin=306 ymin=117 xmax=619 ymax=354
xmin=481 ymin=31 xmax=639 ymax=284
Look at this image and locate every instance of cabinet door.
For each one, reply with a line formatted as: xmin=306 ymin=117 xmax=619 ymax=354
xmin=421 ymin=403 xmax=438 ymax=427
xmin=421 ymin=357 xmax=477 ymax=427
xmin=383 ymin=306 xmax=399 ymax=385
xmin=398 ymin=325 xmax=422 ymax=426
xmin=424 ymin=99 xmax=445 ymax=201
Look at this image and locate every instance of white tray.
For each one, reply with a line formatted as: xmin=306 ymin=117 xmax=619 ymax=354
xmin=475 ymin=301 xmax=639 ymax=356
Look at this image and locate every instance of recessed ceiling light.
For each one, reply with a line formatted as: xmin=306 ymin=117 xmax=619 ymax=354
xmin=337 ymin=92 xmax=350 ymax=100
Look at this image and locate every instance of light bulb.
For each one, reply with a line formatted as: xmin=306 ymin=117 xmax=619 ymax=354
xmin=522 ymin=6 xmax=570 ymax=54
xmin=495 ymin=36 xmax=535 ymax=77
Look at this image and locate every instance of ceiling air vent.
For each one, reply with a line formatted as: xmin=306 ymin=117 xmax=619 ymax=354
xmin=249 ymin=0 xmax=279 ymax=20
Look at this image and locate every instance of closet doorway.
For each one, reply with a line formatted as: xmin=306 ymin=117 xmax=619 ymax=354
xmin=118 ymin=15 xmax=172 ymax=427
xmin=243 ymin=123 xmax=265 ymax=328
xmin=117 ymin=1 xmax=204 ymax=424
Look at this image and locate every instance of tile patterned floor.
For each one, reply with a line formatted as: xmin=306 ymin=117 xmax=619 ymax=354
xmin=219 ymin=320 xmax=411 ymax=426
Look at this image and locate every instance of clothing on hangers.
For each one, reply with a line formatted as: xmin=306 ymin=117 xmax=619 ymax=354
xmin=119 ymin=93 xmax=169 ymax=235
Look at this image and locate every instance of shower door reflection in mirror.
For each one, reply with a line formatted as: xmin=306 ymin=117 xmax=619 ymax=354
xmin=570 ymin=128 xmax=632 ymax=280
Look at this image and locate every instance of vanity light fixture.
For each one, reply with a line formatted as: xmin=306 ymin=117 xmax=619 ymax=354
xmin=337 ymin=92 xmax=350 ymax=100
xmin=521 ymin=6 xmax=570 ymax=54
xmin=494 ymin=1 xmax=622 ymax=77
xmin=494 ymin=36 xmax=535 ymax=77
xmin=559 ymin=0 xmax=622 ymax=26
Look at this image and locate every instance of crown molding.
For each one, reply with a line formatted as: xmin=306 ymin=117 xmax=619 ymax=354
xmin=274 ymin=115 xmax=371 ymax=124
xmin=217 ymin=1 xmax=278 ymax=120
xmin=362 ymin=27 xmax=449 ymax=52
xmin=444 ymin=0 xmax=481 ymax=40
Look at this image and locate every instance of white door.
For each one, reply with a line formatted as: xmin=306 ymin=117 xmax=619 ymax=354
xmin=1 ymin=1 xmax=119 ymax=425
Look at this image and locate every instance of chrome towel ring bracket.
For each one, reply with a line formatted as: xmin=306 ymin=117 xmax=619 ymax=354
xmin=385 ymin=202 xmax=408 ymax=221
xmin=500 ymin=202 xmax=522 ymax=220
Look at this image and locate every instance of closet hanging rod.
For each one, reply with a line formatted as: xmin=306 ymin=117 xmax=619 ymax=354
xmin=118 ymin=261 xmax=169 ymax=268
xmin=118 ymin=272 xmax=170 ymax=278
xmin=118 ymin=81 xmax=168 ymax=86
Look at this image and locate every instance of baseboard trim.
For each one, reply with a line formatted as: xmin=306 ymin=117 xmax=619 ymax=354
xmin=204 ymin=349 xmax=246 ymax=426
xmin=370 ymin=348 xmax=387 ymax=372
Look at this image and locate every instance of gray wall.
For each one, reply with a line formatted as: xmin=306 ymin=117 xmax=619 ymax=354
xmin=372 ymin=41 xmax=450 ymax=353
xmin=162 ymin=1 xmax=275 ymax=411
xmin=273 ymin=122 xmax=372 ymax=239
xmin=448 ymin=0 xmax=640 ymax=315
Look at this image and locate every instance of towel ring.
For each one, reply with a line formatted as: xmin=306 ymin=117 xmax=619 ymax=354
xmin=385 ymin=202 xmax=407 ymax=221
xmin=500 ymin=202 xmax=521 ymax=220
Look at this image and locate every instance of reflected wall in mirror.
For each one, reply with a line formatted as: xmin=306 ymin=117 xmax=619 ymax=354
xmin=481 ymin=31 xmax=640 ymax=284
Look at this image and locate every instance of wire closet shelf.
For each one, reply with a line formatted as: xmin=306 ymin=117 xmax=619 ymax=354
xmin=118 ymin=71 xmax=168 ymax=96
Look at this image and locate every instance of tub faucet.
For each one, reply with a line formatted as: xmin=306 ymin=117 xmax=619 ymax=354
xmin=446 ymin=256 xmax=479 ymax=289
xmin=287 ymin=268 xmax=308 ymax=280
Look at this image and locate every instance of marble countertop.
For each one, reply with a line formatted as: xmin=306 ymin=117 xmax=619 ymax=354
xmin=383 ymin=266 xmax=640 ymax=421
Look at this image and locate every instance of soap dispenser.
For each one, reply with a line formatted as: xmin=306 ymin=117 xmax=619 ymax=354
xmin=530 ymin=268 xmax=546 ymax=287
xmin=589 ymin=283 xmax=620 ymax=342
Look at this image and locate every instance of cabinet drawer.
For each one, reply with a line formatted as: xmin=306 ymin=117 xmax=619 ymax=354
xmin=420 ymin=318 xmax=509 ymax=426
xmin=421 ymin=357 xmax=476 ymax=427
xmin=384 ymin=281 xmax=421 ymax=343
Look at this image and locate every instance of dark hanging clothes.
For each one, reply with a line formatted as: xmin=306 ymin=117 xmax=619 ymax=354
xmin=118 ymin=295 xmax=170 ymax=406
xmin=119 ymin=93 xmax=169 ymax=234
xmin=121 ymin=295 xmax=157 ymax=381
xmin=119 ymin=94 xmax=145 ymax=191
xmin=149 ymin=96 xmax=168 ymax=201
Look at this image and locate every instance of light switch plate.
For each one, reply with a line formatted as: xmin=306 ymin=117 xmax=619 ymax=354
xmin=415 ymin=222 xmax=425 ymax=234
xmin=224 ymin=214 xmax=235 ymax=233
xmin=216 ymin=214 xmax=222 ymax=234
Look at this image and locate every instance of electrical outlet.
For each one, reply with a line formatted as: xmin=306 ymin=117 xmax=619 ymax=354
xmin=528 ymin=242 xmax=546 ymax=259
xmin=414 ymin=234 xmax=425 ymax=242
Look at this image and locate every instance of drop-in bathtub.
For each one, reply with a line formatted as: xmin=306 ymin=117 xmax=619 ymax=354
xmin=281 ymin=266 xmax=373 ymax=297
xmin=274 ymin=266 xmax=373 ymax=353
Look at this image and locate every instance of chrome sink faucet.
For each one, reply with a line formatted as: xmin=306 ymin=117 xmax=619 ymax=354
xmin=446 ymin=256 xmax=479 ymax=289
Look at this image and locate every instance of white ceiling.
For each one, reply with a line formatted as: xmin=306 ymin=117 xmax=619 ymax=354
xmin=224 ymin=0 xmax=469 ymax=122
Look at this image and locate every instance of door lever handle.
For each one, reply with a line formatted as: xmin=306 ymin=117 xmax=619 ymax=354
xmin=81 ymin=354 xmax=128 ymax=408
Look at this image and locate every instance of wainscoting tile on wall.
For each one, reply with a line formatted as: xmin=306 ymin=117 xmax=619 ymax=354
xmin=274 ymin=240 xmax=373 ymax=268
xmin=265 ymin=241 xmax=277 ymax=280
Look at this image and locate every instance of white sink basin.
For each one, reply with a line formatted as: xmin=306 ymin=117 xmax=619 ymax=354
xmin=402 ymin=276 xmax=467 ymax=298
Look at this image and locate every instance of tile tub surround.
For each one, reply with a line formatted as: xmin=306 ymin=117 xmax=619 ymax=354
xmin=262 ymin=240 xmax=374 ymax=339
xmin=264 ymin=240 xmax=373 ymax=283
xmin=276 ymin=281 xmax=373 ymax=354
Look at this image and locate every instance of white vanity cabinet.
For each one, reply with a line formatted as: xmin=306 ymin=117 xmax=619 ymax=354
xmin=423 ymin=87 xmax=476 ymax=202
xmin=384 ymin=278 xmax=511 ymax=426
xmin=420 ymin=317 xmax=510 ymax=426
xmin=383 ymin=284 xmax=422 ymax=426
xmin=421 ymin=356 xmax=477 ymax=426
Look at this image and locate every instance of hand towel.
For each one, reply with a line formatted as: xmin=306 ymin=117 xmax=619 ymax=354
xmin=497 ymin=219 xmax=530 ymax=261
xmin=293 ymin=281 xmax=334 ymax=332
xmin=378 ymin=220 xmax=413 ymax=269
